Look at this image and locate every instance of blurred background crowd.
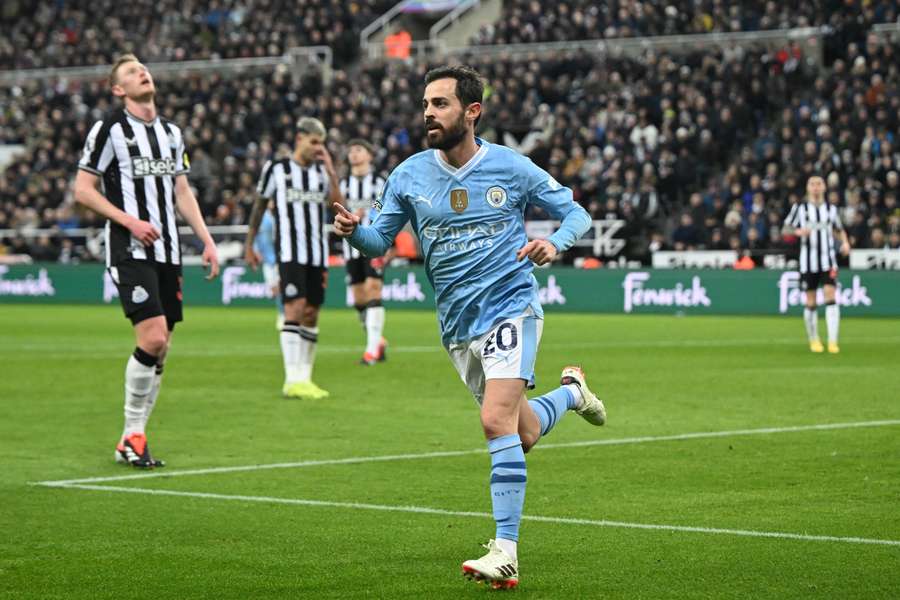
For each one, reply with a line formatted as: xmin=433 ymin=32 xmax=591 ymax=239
xmin=1 ymin=0 xmax=898 ymax=263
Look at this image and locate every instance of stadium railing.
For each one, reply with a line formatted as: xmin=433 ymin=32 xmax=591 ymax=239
xmin=0 ymin=46 xmax=333 ymax=85
xmin=0 ymin=220 xmax=621 ymax=264
xmin=362 ymin=25 xmax=824 ymax=63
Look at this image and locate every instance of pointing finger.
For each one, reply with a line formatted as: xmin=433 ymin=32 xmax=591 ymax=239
xmin=333 ymin=203 xmax=353 ymax=218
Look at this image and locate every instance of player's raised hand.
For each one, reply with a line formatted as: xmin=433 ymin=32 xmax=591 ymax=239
xmin=317 ymin=147 xmax=336 ymax=175
xmin=332 ymin=203 xmax=360 ymax=237
xmin=202 ymin=242 xmax=220 ymax=280
xmin=517 ymin=239 xmax=558 ymax=266
xmin=127 ymin=217 xmax=161 ymax=247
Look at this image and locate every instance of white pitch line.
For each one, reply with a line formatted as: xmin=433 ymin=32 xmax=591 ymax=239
xmin=50 ymin=483 xmax=900 ymax=548
xmin=33 ymin=419 xmax=900 ymax=487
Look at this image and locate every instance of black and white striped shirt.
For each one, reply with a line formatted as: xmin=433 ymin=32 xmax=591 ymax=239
xmin=339 ymin=171 xmax=385 ymax=260
xmin=78 ymin=108 xmax=189 ymax=266
xmin=784 ymin=200 xmax=844 ymax=273
xmin=257 ymin=158 xmax=330 ymax=267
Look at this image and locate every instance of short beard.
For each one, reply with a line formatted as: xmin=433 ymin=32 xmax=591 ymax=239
xmin=426 ymin=114 xmax=468 ymax=151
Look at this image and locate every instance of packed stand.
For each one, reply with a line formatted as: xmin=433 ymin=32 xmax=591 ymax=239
xmin=2 ymin=37 xmax=900 ymax=261
xmin=471 ymin=0 xmax=899 ymax=46
xmin=0 ymin=0 xmax=394 ymax=71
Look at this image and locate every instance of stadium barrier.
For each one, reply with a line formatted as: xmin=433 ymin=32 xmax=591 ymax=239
xmin=1 ymin=264 xmax=897 ymax=316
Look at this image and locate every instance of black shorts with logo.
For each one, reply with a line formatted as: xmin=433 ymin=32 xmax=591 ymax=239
xmin=279 ymin=263 xmax=328 ymax=306
xmin=345 ymin=256 xmax=385 ymax=286
xmin=108 ymin=259 xmax=183 ymax=330
xmin=801 ymin=269 xmax=837 ymax=291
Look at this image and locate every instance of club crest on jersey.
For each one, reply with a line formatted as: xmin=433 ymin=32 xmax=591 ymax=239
xmin=486 ymin=186 xmax=508 ymax=209
xmin=450 ymin=189 xmax=468 ymax=213
xmin=285 ymin=283 xmax=298 ymax=297
xmin=132 ymin=286 xmax=149 ymax=304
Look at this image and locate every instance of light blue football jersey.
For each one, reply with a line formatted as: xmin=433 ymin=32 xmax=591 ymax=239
xmin=254 ymin=210 xmax=277 ymax=266
xmin=349 ymin=138 xmax=591 ymax=345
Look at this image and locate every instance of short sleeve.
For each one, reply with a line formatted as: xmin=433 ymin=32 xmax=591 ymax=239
xmin=784 ymin=203 xmax=800 ymax=228
xmin=173 ymin=126 xmax=190 ymax=175
xmin=257 ymin=160 xmax=276 ymax=198
xmin=78 ymin=120 xmax=115 ymax=175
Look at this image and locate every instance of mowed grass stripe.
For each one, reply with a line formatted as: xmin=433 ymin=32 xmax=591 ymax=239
xmin=49 ymin=483 xmax=900 ymax=548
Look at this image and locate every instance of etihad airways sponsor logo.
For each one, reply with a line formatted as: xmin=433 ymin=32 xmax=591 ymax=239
xmin=622 ymin=271 xmax=710 ymax=313
xmin=777 ymin=272 xmax=871 ymax=313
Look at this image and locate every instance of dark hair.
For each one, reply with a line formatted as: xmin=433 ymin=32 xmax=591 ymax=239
xmin=424 ymin=65 xmax=484 ymax=126
xmin=346 ymin=138 xmax=375 ymax=156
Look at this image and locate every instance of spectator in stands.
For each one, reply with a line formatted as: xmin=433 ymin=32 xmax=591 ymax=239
xmin=672 ymin=213 xmax=703 ymax=250
xmin=2 ymin=24 xmax=899 ymax=261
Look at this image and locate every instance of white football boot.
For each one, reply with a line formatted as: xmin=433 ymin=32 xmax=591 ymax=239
xmin=561 ymin=365 xmax=606 ymax=426
xmin=461 ymin=539 xmax=519 ymax=590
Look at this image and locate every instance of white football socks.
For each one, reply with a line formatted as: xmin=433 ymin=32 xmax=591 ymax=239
xmin=825 ymin=303 xmax=840 ymax=344
xmin=495 ymin=538 xmax=518 ymax=561
xmin=803 ymin=307 xmax=819 ymax=342
xmin=281 ymin=322 xmax=302 ymax=383
xmin=298 ymin=326 xmax=319 ymax=382
xmin=365 ymin=306 xmax=385 ymax=356
xmin=124 ymin=349 xmax=156 ymax=436
xmin=141 ymin=363 xmax=164 ymax=431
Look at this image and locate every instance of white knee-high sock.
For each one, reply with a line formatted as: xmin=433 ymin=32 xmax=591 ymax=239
xmin=803 ymin=307 xmax=819 ymax=341
xmin=281 ymin=322 xmax=302 ymax=384
xmin=298 ymin=326 xmax=318 ymax=381
xmin=825 ymin=303 xmax=840 ymax=344
xmin=124 ymin=348 xmax=157 ymax=436
xmin=365 ymin=303 xmax=385 ymax=356
xmin=141 ymin=363 xmax=164 ymax=431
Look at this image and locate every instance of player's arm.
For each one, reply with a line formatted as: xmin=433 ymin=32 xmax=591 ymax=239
xmin=246 ymin=160 xmax=278 ymax=269
xmin=782 ymin=204 xmax=809 ymax=237
xmin=75 ymin=120 xmax=160 ymax=245
xmin=333 ymin=176 xmax=409 ymax=257
xmin=244 ymin=194 xmax=268 ymax=269
xmin=834 ymin=217 xmax=851 ymax=255
xmin=318 ymin=147 xmax=346 ymax=208
xmin=174 ymin=174 xmax=219 ymax=280
xmin=518 ymin=162 xmax=591 ymax=265
xmin=74 ymin=170 xmax=161 ymax=246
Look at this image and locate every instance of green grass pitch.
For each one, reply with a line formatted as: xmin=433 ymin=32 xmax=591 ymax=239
xmin=2 ymin=304 xmax=899 ymax=599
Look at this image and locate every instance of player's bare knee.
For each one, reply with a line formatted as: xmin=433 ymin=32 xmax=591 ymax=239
xmin=140 ymin=329 xmax=168 ymax=356
xmin=480 ymin=413 xmax=513 ymax=439
xmin=302 ymin=305 xmax=320 ymax=327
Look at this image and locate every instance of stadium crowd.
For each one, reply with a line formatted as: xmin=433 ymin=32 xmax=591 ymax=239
xmin=0 ymin=0 xmax=394 ymax=71
xmin=1 ymin=27 xmax=899 ymax=261
xmin=471 ymin=0 xmax=898 ymax=46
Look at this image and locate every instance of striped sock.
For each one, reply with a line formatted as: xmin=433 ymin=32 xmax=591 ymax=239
xmin=528 ymin=386 xmax=576 ymax=437
xmin=488 ymin=434 xmax=527 ymax=543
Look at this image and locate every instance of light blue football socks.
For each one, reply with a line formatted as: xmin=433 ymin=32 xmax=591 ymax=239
xmin=528 ymin=386 xmax=577 ymax=437
xmin=488 ymin=433 xmax=527 ymax=543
